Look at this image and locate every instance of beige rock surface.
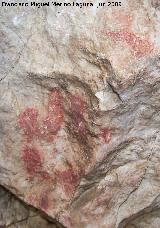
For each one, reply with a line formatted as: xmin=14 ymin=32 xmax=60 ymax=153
xmin=0 ymin=0 xmax=160 ymax=227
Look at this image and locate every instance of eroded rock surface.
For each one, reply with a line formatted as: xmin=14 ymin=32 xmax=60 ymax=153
xmin=0 ymin=0 xmax=160 ymax=227
xmin=0 ymin=186 xmax=62 ymax=228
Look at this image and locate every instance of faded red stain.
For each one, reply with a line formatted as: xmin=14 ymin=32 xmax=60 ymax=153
xmin=39 ymin=191 xmax=49 ymax=211
xmin=18 ymin=108 xmax=39 ymax=142
xmin=70 ymin=95 xmax=86 ymax=114
xmin=116 ymin=13 xmax=133 ymax=28
xmin=72 ymin=113 xmax=88 ymax=135
xmin=100 ymin=128 xmax=111 ymax=144
xmin=27 ymin=193 xmax=39 ymax=206
xmin=39 ymin=171 xmax=52 ymax=181
xmin=61 ymin=213 xmax=73 ymax=228
xmin=96 ymin=191 xmax=113 ymax=206
xmin=41 ymin=91 xmax=64 ymax=141
xmin=27 ymin=191 xmax=50 ymax=211
xmin=69 ymin=95 xmax=88 ymax=135
xmin=57 ymin=165 xmax=81 ymax=195
xmin=21 ymin=145 xmax=42 ymax=175
xmin=106 ymin=30 xmax=154 ymax=58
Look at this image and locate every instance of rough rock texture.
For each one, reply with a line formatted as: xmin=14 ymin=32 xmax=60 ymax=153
xmin=126 ymin=209 xmax=160 ymax=228
xmin=0 ymin=186 xmax=62 ymax=227
xmin=0 ymin=0 xmax=160 ymax=227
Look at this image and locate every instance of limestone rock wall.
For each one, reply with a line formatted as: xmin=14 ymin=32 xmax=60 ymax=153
xmin=0 ymin=0 xmax=160 ymax=227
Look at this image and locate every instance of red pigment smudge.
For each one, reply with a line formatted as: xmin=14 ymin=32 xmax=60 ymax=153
xmin=72 ymin=113 xmax=88 ymax=135
xmin=100 ymin=128 xmax=111 ymax=144
xmin=70 ymin=95 xmax=86 ymax=114
xmin=70 ymin=95 xmax=88 ymax=135
xmin=21 ymin=145 xmax=42 ymax=175
xmin=57 ymin=166 xmax=81 ymax=195
xmin=106 ymin=30 xmax=154 ymax=58
xmin=39 ymin=171 xmax=52 ymax=181
xmin=22 ymin=147 xmax=52 ymax=180
xmin=41 ymin=90 xmax=64 ymax=141
xmin=18 ymin=90 xmax=64 ymax=144
xmin=18 ymin=90 xmax=64 ymax=180
xmin=39 ymin=191 xmax=49 ymax=211
xmin=96 ymin=191 xmax=113 ymax=206
xmin=96 ymin=197 xmax=106 ymax=206
xmin=18 ymin=108 xmax=39 ymax=141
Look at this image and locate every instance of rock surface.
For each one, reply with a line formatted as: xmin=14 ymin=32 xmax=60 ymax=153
xmin=0 ymin=0 xmax=160 ymax=227
xmin=0 ymin=186 xmax=62 ymax=227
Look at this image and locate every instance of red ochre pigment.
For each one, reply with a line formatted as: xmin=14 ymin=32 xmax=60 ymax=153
xmin=41 ymin=91 xmax=64 ymax=139
xmin=18 ymin=91 xmax=112 ymax=182
xmin=70 ymin=95 xmax=88 ymax=135
xmin=18 ymin=108 xmax=39 ymax=141
xmin=18 ymin=90 xmax=64 ymax=176
xmin=106 ymin=30 xmax=154 ymax=58
xmin=57 ymin=167 xmax=81 ymax=195
xmin=22 ymin=146 xmax=52 ymax=180
xmin=18 ymin=90 xmax=64 ymax=143
xmin=21 ymin=145 xmax=42 ymax=175
xmin=100 ymin=128 xmax=111 ymax=144
xmin=70 ymin=95 xmax=86 ymax=114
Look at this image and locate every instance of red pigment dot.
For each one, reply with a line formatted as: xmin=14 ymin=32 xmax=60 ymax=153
xmin=106 ymin=30 xmax=153 ymax=58
xmin=21 ymin=145 xmax=42 ymax=175
xmin=18 ymin=108 xmax=39 ymax=141
xmin=100 ymin=128 xmax=111 ymax=144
